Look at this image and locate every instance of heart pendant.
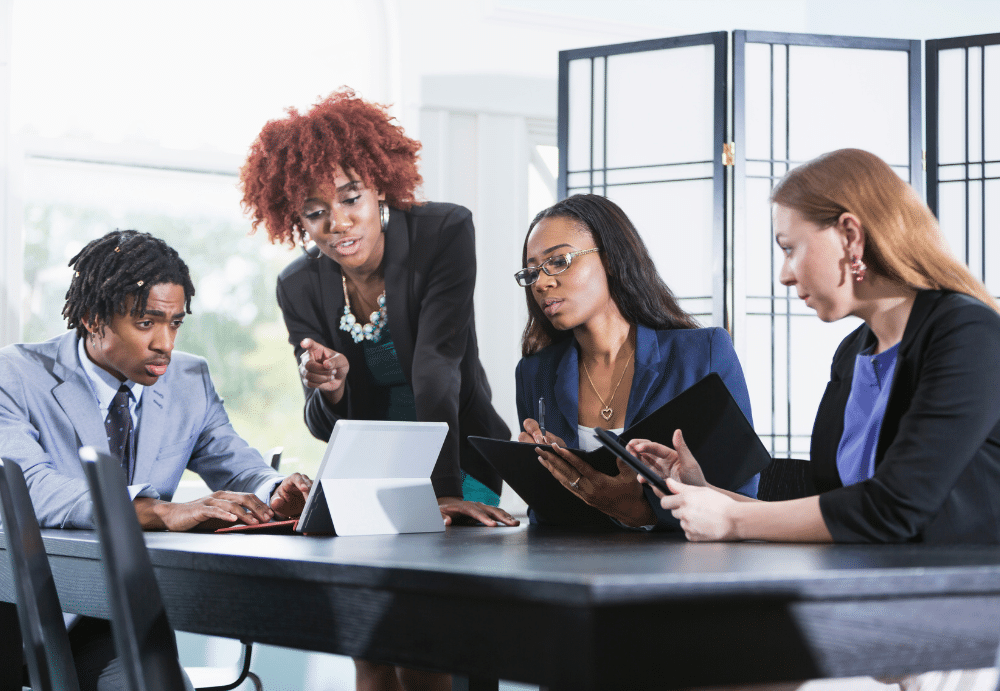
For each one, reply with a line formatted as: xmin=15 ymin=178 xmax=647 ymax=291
xmin=601 ymin=407 xmax=613 ymax=421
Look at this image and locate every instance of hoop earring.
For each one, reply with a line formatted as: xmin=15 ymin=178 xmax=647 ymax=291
xmin=297 ymin=228 xmax=314 ymax=259
xmin=850 ymin=255 xmax=867 ymax=282
xmin=379 ymin=201 xmax=389 ymax=232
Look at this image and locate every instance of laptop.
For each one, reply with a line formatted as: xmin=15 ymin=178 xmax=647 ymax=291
xmin=294 ymin=419 xmax=449 ymax=536
xmin=216 ymin=420 xmax=448 ymax=536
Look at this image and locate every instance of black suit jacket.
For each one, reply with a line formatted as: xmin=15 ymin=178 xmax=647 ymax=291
xmin=276 ymin=202 xmax=507 ymax=497
xmin=813 ymin=290 xmax=1000 ymax=543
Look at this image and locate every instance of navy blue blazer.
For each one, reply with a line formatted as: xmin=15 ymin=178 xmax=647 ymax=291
xmin=515 ymin=325 xmax=758 ymax=527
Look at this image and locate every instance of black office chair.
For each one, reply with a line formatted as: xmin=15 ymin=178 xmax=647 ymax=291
xmin=181 ymin=450 xmax=282 ymax=691
xmin=268 ymin=447 xmax=283 ymax=471
xmin=757 ymin=457 xmax=816 ymax=502
xmin=0 ymin=459 xmax=81 ymax=691
xmin=79 ymin=447 xmax=277 ymax=691
xmin=79 ymin=446 xmax=194 ymax=691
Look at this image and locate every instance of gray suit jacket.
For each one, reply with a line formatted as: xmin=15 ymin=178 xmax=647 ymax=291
xmin=0 ymin=332 xmax=280 ymax=528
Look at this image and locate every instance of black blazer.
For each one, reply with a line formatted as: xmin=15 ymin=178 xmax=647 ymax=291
xmin=813 ymin=290 xmax=1000 ymax=543
xmin=276 ymin=202 xmax=507 ymax=498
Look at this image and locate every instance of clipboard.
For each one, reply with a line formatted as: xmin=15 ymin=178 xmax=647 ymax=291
xmin=469 ymin=373 xmax=772 ymax=527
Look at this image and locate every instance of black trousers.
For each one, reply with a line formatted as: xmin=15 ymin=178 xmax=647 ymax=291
xmin=68 ymin=617 xmax=126 ymax=691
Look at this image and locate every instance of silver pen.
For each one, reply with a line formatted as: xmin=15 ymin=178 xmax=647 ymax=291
xmin=538 ymin=396 xmax=547 ymax=443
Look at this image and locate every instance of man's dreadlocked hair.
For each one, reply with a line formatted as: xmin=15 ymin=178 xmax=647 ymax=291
xmin=63 ymin=230 xmax=195 ymax=337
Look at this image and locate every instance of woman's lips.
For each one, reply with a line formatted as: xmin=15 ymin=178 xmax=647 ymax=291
xmin=332 ymin=237 xmax=362 ymax=256
xmin=542 ymin=299 xmax=564 ymax=317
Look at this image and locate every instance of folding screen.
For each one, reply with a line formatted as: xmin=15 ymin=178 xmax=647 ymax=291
xmin=732 ymin=31 xmax=922 ymax=456
xmin=559 ymin=32 xmax=728 ymax=325
xmin=558 ymin=30 xmax=923 ymax=456
xmin=926 ymin=32 xmax=1000 ymax=296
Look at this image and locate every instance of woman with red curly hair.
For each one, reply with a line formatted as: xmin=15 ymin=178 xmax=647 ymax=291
xmin=241 ymin=89 xmax=518 ymax=689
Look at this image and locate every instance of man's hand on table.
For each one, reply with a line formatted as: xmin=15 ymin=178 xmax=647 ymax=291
xmin=132 ymin=472 xmax=312 ymax=531
xmin=134 ymin=492 xmax=275 ymax=532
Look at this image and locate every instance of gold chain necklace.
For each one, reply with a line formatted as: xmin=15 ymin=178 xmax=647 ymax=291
xmin=581 ymin=346 xmax=635 ymax=422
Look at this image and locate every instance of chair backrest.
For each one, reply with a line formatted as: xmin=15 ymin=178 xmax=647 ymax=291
xmin=757 ymin=458 xmax=817 ymax=502
xmin=78 ymin=447 xmax=188 ymax=691
xmin=0 ymin=459 xmax=81 ymax=691
xmin=267 ymin=447 xmax=283 ymax=471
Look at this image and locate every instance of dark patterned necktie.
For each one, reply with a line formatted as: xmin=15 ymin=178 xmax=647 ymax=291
xmin=105 ymin=384 xmax=134 ymax=481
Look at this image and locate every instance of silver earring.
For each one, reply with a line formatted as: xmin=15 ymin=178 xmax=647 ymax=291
xmin=379 ymin=201 xmax=389 ymax=232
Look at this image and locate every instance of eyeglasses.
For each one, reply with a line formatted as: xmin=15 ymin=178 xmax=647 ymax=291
xmin=514 ymin=247 xmax=601 ymax=287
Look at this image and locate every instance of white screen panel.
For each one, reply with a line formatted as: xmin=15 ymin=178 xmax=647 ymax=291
xmin=593 ymin=57 xmax=606 ymax=172
xmin=788 ymin=315 xmax=860 ymax=443
xmin=937 ymin=181 xmax=968 ymax=262
xmin=744 ymin=312 xmax=777 ymax=436
xmin=567 ymin=58 xmax=592 ymax=172
xmin=968 ymin=180 xmax=984 ymax=281
xmin=745 ymin=177 xmax=777 ymax=297
xmin=969 ymin=47 xmax=984 ymax=163
xmin=937 ymin=48 xmax=967 ymax=165
xmin=606 ymin=45 xmax=715 ymax=169
xmin=607 ymin=180 xmax=713 ymax=300
xmin=744 ymin=43 xmax=772 ymax=162
xmin=986 ymin=45 xmax=1000 ymax=162
xmin=787 ymin=46 xmax=909 ymax=164
xmin=771 ymin=45 xmax=788 ymax=161
xmin=986 ymin=179 xmax=1000 ymax=295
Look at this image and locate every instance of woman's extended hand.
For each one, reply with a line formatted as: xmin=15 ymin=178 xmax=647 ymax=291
xmin=299 ymin=338 xmax=350 ymax=405
xmin=518 ymin=418 xmax=566 ymax=447
xmin=537 ymin=442 xmax=655 ymax=527
xmin=660 ymin=477 xmax=739 ymax=541
xmin=627 ymin=429 xmax=708 ymax=490
xmin=437 ymin=496 xmax=520 ymax=527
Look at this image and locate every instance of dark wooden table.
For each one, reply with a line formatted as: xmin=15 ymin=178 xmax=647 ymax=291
xmin=3 ymin=526 xmax=1000 ymax=690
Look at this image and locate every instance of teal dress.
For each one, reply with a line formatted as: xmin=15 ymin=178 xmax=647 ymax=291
xmin=364 ymin=326 xmax=499 ymax=505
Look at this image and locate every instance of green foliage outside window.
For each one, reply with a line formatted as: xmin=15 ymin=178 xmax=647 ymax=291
xmin=22 ymin=200 xmax=328 ymax=480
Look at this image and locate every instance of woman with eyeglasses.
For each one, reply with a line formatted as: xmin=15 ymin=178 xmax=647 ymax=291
xmin=241 ymin=89 xmax=517 ymax=691
xmin=514 ymin=194 xmax=758 ymax=529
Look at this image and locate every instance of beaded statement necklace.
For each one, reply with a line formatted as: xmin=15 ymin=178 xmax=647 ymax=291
xmin=339 ymin=274 xmax=387 ymax=344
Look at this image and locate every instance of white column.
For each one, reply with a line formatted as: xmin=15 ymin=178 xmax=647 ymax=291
xmin=418 ymin=75 xmax=555 ymax=435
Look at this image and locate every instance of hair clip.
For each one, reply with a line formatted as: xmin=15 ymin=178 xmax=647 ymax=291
xmin=114 ymin=246 xmax=120 ymax=252
xmin=137 ymin=280 xmax=144 ymax=287
xmin=75 ymin=271 xmax=80 ymax=277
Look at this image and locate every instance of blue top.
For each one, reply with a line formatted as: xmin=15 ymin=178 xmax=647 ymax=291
xmin=836 ymin=343 xmax=900 ymax=487
xmin=515 ymin=325 xmax=757 ymax=528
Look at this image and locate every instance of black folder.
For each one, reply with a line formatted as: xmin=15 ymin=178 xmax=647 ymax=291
xmin=469 ymin=373 xmax=772 ymax=527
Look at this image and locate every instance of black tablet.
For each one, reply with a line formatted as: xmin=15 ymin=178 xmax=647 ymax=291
xmin=593 ymin=427 xmax=670 ymax=494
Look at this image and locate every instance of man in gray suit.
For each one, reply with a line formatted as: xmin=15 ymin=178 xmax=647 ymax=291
xmin=0 ymin=229 xmax=311 ymax=688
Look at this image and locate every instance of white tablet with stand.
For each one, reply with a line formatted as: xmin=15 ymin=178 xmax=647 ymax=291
xmin=295 ymin=420 xmax=448 ymax=536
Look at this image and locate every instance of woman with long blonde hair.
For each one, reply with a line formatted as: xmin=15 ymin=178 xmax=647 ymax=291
xmin=631 ymin=148 xmax=1000 ymax=546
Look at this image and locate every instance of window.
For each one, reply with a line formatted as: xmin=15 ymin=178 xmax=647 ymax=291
xmin=9 ymin=0 xmax=381 ymax=473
